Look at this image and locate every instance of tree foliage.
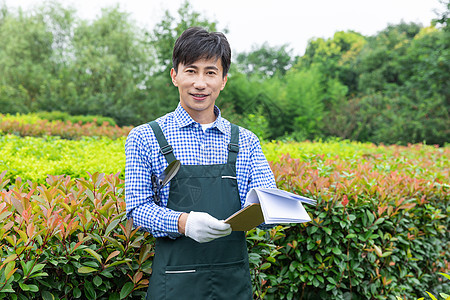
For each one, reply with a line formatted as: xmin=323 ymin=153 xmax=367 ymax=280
xmin=236 ymin=43 xmax=295 ymax=78
xmin=0 ymin=1 xmax=448 ymax=145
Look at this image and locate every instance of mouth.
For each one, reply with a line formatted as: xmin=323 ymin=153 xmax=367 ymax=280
xmin=189 ymin=93 xmax=210 ymax=100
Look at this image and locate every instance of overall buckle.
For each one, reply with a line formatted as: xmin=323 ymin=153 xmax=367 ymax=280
xmin=160 ymin=145 xmax=173 ymax=155
xmin=228 ymin=143 xmax=239 ymax=153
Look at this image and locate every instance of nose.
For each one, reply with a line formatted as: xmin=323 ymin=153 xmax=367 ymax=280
xmin=193 ymin=74 xmax=207 ymax=89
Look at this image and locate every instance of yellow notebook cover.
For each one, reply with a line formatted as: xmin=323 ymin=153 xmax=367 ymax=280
xmin=224 ymin=203 xmax=264 ymax=231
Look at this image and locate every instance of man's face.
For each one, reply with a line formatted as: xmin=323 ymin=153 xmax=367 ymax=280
xmin=170 ymin=57 xmax=227 ymax=123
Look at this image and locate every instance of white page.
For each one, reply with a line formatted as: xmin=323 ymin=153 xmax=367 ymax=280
xmin=256 ymin=189 xmax=311 ymax=224
xmin=257 ymin=188 xmax=317 ymax=205
xmin=244 ymin=188 xmax=260 ymax=206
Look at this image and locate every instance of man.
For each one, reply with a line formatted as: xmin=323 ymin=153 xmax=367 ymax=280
xmin=125 ymin=27 xmax=276 ymax=299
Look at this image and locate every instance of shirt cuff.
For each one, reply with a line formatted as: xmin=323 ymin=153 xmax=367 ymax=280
xmin=167 ymin=210 xmax=184 ymax=235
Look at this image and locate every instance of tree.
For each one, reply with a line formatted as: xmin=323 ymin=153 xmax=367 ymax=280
xmin=0 ymin=6 xmax=54 ymax=112
xmin=297 ymin=31 xmax=366 ymax=94
xmin=235 ymin=43 xmax=295 ymax=78
xmin=356 ymin=22 xmax=422 ymax=93
xmin=151 ymin=1 xmax=221 ymax=75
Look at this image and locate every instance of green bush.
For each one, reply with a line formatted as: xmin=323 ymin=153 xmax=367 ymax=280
xmin=257 ymin=152 xmax=449 ymax=299
xmin=0 ymin=135 xmax=125 ymax=184
xmin=35 ymin=111 xmax=117 ymax=126
xmin=0 ymin=172 xmax=151 ymax=299
xmin=0 ymin=113 xmax=131 ymax=140
xmin=0 ymin=140 xmax=448 ymax=299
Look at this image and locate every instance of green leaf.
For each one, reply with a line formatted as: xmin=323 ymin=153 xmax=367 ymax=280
xmin=109 ymin=293 xmax=121 ymax=300
xmin=332 ymin=247 xmax=342 ymax=255
xmin=374 ymin=245 xmax=382 ymax=257
xmin=19 ymin=282 xmax=30 ymax=291
xmin=73 ymin=287 xmax=82 ymax=298
xmin=260 ymin=262 xmax=271 ymax=270
xmin=30 ymin=263 xmax=46 ymax=275
xmin=374 ymin=217 xmax=385 ymax=225
xmin=381 ymin=251 xmax=393 ymax=257
xmin=78 ymin=266 xmax=98 ymax=274
xmin=107 ymin=259 xmax=132 ymax=268
xmin=105 ymin=237 xmax=125 ymax=252
xmin=315 ymin=253 xmax=322 ymax=263
xmin=41 ymin=291 xmax=55 ymax=300
xmin=85 ymin=189 xmax=95 ymax=202
xmin=313 ymin=277 xmax=320 ymax=287
xmin=120 ymin=282 xmax=134 ymax=299
xmin=266 ymin=256 xmax=276 ymax=263
xmin=1 ymin=284 xmax=15 ymax=293
xmin=19 ymin=283 xmax=38 ymax=292
xmin=3 ymin=254 xmax=18 ymax=265
xmin=63 ymin=264 xmax=74 ymax=275
xmin=345 ymin=233 xmax=357 ymax=239
xmin=309 ymin=226 xmax=319 ymax=234
xmin=93 ymin=275 xmax=103 ymax=287
xmin=29 ymin=272 xmax=48 ymax=279
xmin=100 ymin=269 xmax=114 ymax=278
xmin=84 ymin=281 xmax=97 ymax=300
xmin=105 ymin=218 xmax=121 ymax=237
xmin=316 ymin=275 xmax=324 ymax=283
xmin=367 ymin=210 xmax=375 ymax=224
xmin=327 ymin=277 xmax=336 ymax=285
xmin=83 ymin=248 xmax=103 ymax=264
xmin=323 ymin=227 xmax=332 ymax=235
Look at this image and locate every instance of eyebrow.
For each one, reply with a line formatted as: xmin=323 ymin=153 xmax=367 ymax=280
xmin=185 ymin=64 xmax=219 ymax=71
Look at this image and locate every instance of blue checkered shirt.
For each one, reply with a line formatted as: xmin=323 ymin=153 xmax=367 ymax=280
xmin=125 ymin=104 xmax=276 ymax=238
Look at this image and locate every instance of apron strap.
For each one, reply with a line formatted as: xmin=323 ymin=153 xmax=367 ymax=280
xmin=149 ymin=121 xmax=177 ymax=164
xmin=227 ymin=124 xmax=239 ymax=165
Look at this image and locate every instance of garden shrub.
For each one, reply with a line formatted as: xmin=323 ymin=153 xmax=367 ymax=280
xmin=35 ymin=111 xmax=117 ymax=127
xmin=0 ymin=140 xmax=448 ymax=299
xmin=0 ymin=113 xmax=132 ymax=140
xmin=256 ymin=153 xmax=449 ymax=299
xmin=0 ymin=172 xmax=152 ymax=299
xmin=0 ymin=135 xmax=125 ymax=185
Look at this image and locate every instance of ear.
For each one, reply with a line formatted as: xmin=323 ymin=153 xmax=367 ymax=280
xmin=220 ymin=74 xmax=228 ymax=91
xmin=170 ymin=68 xmax=178 ymax=87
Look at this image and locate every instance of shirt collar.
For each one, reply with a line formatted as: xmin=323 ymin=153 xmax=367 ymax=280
xmin=174 ymin=103 xmax=227 ymax=134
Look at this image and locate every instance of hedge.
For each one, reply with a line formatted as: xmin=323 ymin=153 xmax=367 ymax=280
xmin=0 ymin=142 xmax=448 ymax=299
xmin=0 ymin=135 xmax=125 ymax=184
xmin=0 ymin=113 xmax=132 ymax=140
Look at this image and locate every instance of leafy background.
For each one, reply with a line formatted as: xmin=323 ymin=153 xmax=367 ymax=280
xmin=0 ymin=1 xmax=448 ymax=145
xmin=0 ymin=0 xmax=449 ymax=299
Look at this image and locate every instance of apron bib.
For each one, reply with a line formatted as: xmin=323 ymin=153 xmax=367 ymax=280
xmin=146 ymin=121 xmax=252 ymax=300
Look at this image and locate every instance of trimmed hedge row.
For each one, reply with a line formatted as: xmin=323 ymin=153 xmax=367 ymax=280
xmin=2 ymin=134 xmax=448 ymax=188
xmin=0 ymin=113 xmax=132 ymax=140
xmin=0 ymin=145 xmax=448 ymax=299
xmin=261 ymin=154 xmax=449 ymax=299
xmin=0 ymin=135 xmax=125 ymax=184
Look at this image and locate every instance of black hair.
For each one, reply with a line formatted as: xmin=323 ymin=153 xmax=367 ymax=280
xmin=172 ymin=27 xmax=231 ymax=78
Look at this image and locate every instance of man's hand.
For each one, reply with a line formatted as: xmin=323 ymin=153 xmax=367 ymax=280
xmin=183 ymin=211 xmax=232 ymax=243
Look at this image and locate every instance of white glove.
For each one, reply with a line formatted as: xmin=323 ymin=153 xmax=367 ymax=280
xmin=185 ymin=211 xmax=232 ymax=243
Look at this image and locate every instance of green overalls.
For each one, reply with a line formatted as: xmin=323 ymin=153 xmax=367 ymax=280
xmin=146 ymin=121 xmax=252 ymax=300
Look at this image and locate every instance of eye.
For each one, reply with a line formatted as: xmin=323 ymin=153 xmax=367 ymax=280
xmin=207 ymin=71 xmax=217 ymax=75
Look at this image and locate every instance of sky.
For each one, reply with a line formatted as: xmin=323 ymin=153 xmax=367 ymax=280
xmin=2 ymin=0 xmax=444 ymax=56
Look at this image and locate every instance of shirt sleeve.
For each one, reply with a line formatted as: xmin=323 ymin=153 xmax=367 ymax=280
xmin=246 ymin=132 xmax=277 ymax=230
xmin=125 ymin=127 xmax=183 ymax=237
xmin=248 ymin=133 xmax=277 ymax=191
